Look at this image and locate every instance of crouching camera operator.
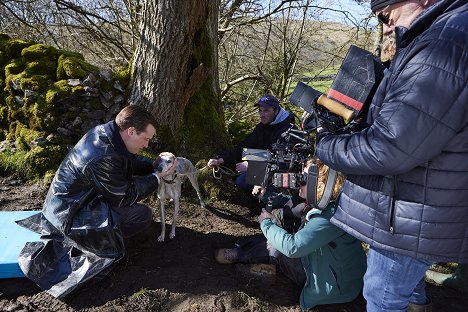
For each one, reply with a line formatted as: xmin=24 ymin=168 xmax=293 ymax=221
xmin=214 ymin=159 xmax=366 ymax=310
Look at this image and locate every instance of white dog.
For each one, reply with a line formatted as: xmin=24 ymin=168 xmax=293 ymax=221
xmin=154 ymin=152 xmax=205 ymax=242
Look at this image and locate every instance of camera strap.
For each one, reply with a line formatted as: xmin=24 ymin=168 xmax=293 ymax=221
xmin=306 ymin=161 xmax=337 ymax=210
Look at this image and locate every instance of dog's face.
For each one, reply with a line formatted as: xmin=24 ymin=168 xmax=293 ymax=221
xmin=154 ymin=152 xmax=176 ymax=174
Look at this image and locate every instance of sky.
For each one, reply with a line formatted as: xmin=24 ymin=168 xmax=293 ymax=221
xmin=313 ymin=0 xmax=374 ymax=25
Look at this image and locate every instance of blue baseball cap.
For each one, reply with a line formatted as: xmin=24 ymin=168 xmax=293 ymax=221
xmin=254 ymin=95 xmax=280 ymax=108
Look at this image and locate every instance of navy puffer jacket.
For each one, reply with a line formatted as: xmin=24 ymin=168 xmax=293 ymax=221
xmin=316 ymin=0 xmax=468 ymax=262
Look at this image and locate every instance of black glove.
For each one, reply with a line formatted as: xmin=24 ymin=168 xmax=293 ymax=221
xmin=315 ymin=110 xmax=344 ymax=141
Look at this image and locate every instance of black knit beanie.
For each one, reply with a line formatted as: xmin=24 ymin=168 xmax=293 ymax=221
xmin=371 ymin=0 xmax=408 ymax=13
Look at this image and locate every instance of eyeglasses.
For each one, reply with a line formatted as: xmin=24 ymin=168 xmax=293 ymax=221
xmin=376 ymin=5 xmax=391 ymax=25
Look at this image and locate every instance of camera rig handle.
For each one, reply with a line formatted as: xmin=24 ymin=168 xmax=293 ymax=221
xmin=290 ymin=81 xmax=355 ymax=122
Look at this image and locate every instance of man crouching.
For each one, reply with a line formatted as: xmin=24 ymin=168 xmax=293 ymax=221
xmin=18 ymin=105 xmax=176 ymax=299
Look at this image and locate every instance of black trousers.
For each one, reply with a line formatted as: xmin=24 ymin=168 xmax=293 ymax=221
xmin=116 ymin=203 xmax=152 ymax=238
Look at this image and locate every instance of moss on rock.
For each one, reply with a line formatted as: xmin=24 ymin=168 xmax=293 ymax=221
xmin=45 ymin=80 xmax=72 ymax=105
xmin=57 ymin=54 xmax=98 ymax=80
xmin=5 ymin=39 xmax=34 ymax=59
xmin=23 ymin=144 xmax=67 ymax=180
xmin=22 ymin=43 xmax=59 ymax=61
xmin=25 ymin=60 xmax=58 ymax=78
xmin=4 ymin=58 xmax=25 ymax=76
xmin=114 ymin=64 xmax=131 ymax=87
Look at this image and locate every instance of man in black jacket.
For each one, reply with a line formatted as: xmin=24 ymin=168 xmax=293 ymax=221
xmin=208 ymin=95 xmax=294 ymax=190
xmin=315 ymin=1 xmax=468 ymax=311
xmin=18 ymin=105 xmax=176 ymax=298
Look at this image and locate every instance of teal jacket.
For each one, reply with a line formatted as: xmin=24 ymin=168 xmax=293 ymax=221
xmin=260 ymin=205 xmax=366 ymax=310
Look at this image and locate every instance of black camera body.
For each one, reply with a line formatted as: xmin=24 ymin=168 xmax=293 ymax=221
xmin=242 ymin=128 xmax=313 ymax=190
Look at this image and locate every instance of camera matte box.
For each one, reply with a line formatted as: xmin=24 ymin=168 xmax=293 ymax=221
xmin=327 ymin=45 xmax=385 ymax=114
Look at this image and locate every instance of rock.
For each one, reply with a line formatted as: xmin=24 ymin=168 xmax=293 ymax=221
xmin=113 ymin=94 xmax=124 ymax=104
xmin=83 ymin=73 xmax=98 ymax=87
xmin=113 ymin=81 xmax=124 ymax=92
xmin=31 ymin=137 xmax=48 ymax=147
xmin=10 ymin=79 xmax=21 ymax=91
xmin=71 ymin=116 xmax=82 ymax=127
xmin=56 ymin=127 xmax=75 ymax=136
xmin=14 ymin=95 xmax=24 ymax=105
xmin=81 ymin=119 xmax=100 ymax=132
xmin=67 ymin=78 xmax=82 ymax=87
xmin=99 ymin=68 xmax=114 ymax=82
xmin=46 ymin=133 xmax=61 ymax=143
xmin=87 ymin=110 xmax=106 ymax=120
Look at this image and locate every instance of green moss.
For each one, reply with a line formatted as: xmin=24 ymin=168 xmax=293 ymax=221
xmin=0 ymin=33 xmax=11 ymax=50
xmin=23 ymin=145 xmax=66 ymax=180
xmin=71 ymin=85 xmax=85 ymax=95
xmin=25 ymin=60 xmax=58 ymax=77
xmin=20 ymin=74 xmax=50 ymax=92
xmin=57 ymin=55 xmax=98 ymax=80
xmin=0 ymin=51 xmax=7 ymax=67
xmin=14 ymin=124 xmax=45 ymax=150
xmin=177 ymin=78 xmax=229 ymax=160
xmin=58 ymin=49 xmax=84 ymax=60
xmin=227 ymin=119 xmax=252 ymax=146
xmin=193 ymin=27 xmax=212 ymax=67
xmin=4 ymin=59 xmax=25 ymax=76
xmin=114 ymin=64 xmax=131 ymax=87
xmin=5 ymin=38 xmax=34 ymax=58
xmin=22 ymin=43 xmax=59 ymax=61
xmin=30 ymin=95 xmax=59 ymax=132
xmin=45 ymin=80 xmax=72 ymax=105
xmin=0 ymin=105 xmax=8 ymax=127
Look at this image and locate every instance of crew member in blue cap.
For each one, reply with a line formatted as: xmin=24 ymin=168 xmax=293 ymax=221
xmin=208 ymin=95 xmax=294 ymax=192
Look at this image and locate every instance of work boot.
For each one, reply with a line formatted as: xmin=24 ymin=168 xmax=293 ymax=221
xmin=214 ymin=248 xmax=240 ymax=264
xmin=235 ymin=263 xmax=276 ymax=285
xmin=407 ymin=299 xmax=432 ymax=312
xmin=425 ymin=264 xmax=468 ymax=295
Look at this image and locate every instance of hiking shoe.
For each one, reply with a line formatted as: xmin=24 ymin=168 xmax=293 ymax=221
xmin=214 ymin=248 xmax=240 ymax=264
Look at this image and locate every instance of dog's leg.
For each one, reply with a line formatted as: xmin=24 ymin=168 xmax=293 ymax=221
xmin=158 ymin=198 xmax=166 ymax=242
xmin=169 ymin=197 xmax=179 ymax=240
xmin=187 ymin=173 xmax=206 ymax=208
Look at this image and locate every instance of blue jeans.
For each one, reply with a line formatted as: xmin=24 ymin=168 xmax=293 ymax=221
xmin=364 ymin=246 xmax=435 ymax=312
xmin=235 ymin=172 xmax=252 ymax=191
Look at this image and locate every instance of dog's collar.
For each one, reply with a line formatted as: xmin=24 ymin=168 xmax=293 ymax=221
xmin=162 ymin=174 xmax=178 ymax=184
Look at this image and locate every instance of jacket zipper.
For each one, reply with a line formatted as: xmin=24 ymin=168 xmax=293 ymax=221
xmin=389 ymin=176 xmax=398 ymax=234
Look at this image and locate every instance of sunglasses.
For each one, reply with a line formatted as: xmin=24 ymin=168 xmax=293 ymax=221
xmin=376 ymin=5 xmax=391 ymax=25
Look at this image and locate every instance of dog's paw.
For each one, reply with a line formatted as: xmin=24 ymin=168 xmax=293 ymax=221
xmin=157 ymin=234 xmax=165 ymax=242
xmin=169 ymin=231 xmax=176 ymax=240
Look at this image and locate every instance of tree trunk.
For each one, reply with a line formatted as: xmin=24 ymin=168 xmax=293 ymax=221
xmin=130 ymin=0 xmax=229 ymax=160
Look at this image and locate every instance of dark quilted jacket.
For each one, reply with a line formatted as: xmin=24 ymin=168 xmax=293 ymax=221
xmin=316 ymin=0 xmax=468 ymax=262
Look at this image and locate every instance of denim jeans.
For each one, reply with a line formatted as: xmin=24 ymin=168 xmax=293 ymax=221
xmin=364 ymin=246 xmax=435 ymax=312
xmin=235 ymin=172 xmax=252 ymax=191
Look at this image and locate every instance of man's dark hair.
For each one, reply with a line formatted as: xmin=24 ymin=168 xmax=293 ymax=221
xmin=115 ymin=105 xmax=158 ymax=133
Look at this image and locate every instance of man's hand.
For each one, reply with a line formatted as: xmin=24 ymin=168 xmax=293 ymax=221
xmin=258 ymin=208 xmax=274 ymax=224
xmin=252 ymin=185 xmax=266 ymax=197
xmin=208 ymin=158 xmax=224 ymax=168
xmin=235 ymin=161 xmax=248 ymax=173
xmin=156 ymin=159 xmax=179 ymax=178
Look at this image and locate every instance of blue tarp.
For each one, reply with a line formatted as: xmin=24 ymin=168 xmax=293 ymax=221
xmin=0 ymin=211 xmax=41 ymax=279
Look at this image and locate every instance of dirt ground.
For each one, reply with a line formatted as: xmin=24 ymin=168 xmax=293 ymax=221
xmin=0 ymin=175 xmax=467 ymax=312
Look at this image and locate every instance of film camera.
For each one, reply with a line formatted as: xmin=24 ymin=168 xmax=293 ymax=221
xmin=242 ymin=45 xmax=385 ymax=196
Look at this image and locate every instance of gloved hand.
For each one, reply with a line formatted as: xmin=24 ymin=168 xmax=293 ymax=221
xmin=316 ymin=110 xmax=344 ymax=141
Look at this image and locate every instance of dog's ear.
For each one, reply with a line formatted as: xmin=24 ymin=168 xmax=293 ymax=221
xmin=152 ymin=156 xmax=162 ymax=169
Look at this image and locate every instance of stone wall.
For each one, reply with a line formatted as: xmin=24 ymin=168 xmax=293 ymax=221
xmin=0 ymin=33 xmax=130 ymax=179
